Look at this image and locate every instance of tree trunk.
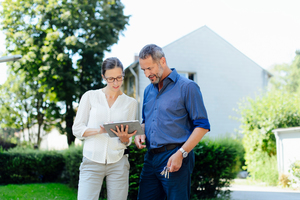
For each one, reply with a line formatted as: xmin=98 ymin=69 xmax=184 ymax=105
xmin=37 ymin=113 xmax=43 ymax=147
xmin=36 ymin=97 xmax=44 ymax=147
xmin=21 ymin=125 xmax=26 ymax=143
xmin=66 ymin=100 xmax=75 ymax=145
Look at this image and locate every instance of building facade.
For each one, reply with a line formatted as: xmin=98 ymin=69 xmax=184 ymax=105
xmin=124 ymin=26 xmax=271 ymax=137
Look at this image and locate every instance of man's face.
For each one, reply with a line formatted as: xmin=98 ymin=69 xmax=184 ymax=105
xmin=139 ymin=56 xmax=164 ymax=84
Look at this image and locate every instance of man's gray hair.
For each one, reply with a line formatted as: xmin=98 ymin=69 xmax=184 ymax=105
xmin=139 ymin=44 xmax=165 ymax=63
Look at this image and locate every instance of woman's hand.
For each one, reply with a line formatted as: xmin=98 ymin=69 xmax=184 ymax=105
xmin=110 ymin=124 xmax=137 ymax=144
xmin=82 ymin=125 xmax=106 ymax=137
xmin=99 ymin=125 xmax=106 ymax=134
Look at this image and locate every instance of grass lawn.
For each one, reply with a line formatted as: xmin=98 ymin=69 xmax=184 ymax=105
xmin=0 ymin=183 xmax=77 ymax=200
xmin=0 ymin=182 xmax=233 ymax=200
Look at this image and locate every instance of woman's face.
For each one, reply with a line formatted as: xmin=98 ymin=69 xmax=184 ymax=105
xmin=102 ymin=67 xmax=124 ymax=91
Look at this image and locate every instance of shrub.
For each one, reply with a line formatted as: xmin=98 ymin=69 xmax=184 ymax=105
xmin=191 ymin=137 xmax=242 ymax=199
xmin=246 ymin=152 xmax=278 ymax=186
xmin=279 ymin=173 xmax=291 ymax=188
xmin=238 ymin=90 xmax=300 ymax=185
xmin=290 ymin=160 xmax=300 ymax=180
xmin=289 ymin=160 xmax=300 ymax=188
xmin=215 ymin=135 xmax=245 ymax=175
xmin=0 ymin=137 xmax=17 ymax=151
xmin=127 ymin=145 xmax=147 ymax=199
xmin=61 ymin=144 xmax=83 ymax=188
xmin=0 ymin=148 xmax=65 ymax=184
xmin=1 ymin=137 xmax=241 ymax=199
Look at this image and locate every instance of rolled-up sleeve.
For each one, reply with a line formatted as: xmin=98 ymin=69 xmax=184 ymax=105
xmin=72 ymin=91 xmax=91 ymax=140
xmin=185 ymin=82 xmax=210 ymax=131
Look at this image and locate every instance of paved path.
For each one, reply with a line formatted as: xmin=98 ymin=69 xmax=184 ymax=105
xmin=230 ymin=184 xmax=300 ymax=200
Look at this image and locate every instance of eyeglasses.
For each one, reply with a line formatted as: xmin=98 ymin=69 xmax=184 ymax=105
xmin=104 ymin=75 xmax=124 ymax=83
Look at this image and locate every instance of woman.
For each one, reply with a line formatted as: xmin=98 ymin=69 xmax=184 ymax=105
xmin=72 ymin=57 xmax=138 ymax=200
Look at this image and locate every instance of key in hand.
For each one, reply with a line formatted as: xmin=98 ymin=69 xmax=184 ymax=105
xmin=160 ymin=166 xmax=170 ymax=179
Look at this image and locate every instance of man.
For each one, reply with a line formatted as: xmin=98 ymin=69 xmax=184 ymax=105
xmin=134 ymin=44 xmax=210 ymax=200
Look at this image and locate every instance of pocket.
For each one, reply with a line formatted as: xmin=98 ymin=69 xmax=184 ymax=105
xmin=182 ymin=156 xmax=189 ymax=165
xmin=125 ymin=156 xmax=130 ymax=170
xmin=79 ymin=156 xmax=89 ymax=171
xmin=183 ymin=150 xmax=195 ymax=172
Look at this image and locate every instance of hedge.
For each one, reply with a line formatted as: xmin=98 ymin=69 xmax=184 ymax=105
xmin=0 ymin=137 xmax=17 ymax=151
xmin=0 ymin=149 xmax=64 ymax=184
xmin=0 ymin=137 xmax=243 ymax=199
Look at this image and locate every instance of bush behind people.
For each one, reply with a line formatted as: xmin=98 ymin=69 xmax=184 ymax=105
xmin=0 ymin=137 xmax=243 ymax=199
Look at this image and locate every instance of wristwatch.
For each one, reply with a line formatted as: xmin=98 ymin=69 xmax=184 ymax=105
xmin=122 ymin=140 xmax=129 ymax=146
xmin=179 ymin=147 xmax=188 ymax=158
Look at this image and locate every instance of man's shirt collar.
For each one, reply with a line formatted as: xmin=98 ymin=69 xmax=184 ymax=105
xmin=167 ymin=68 xmax=178 ymax=82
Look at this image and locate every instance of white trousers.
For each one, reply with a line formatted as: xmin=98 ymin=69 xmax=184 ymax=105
xmin=77 ymin=155 xmax=130 ymax=200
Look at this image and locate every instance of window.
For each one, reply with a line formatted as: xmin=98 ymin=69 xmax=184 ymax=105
xmin=178 ymin=72 xmax=196 ymax=82
xmin=127 ymin=76 xmax=135 ymax=95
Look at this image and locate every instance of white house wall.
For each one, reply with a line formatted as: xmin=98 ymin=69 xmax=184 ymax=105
xmin=273 ymin=127 xmax=300 ymax=175
xmin=135 ymin=26 xmax=269 ymax=137
xmin=138 ymin=65 xmax=150 ymax=122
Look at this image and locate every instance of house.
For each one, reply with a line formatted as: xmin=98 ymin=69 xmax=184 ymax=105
xmin=123 ymin=26 xmax=271 ymax=137
xmin=273 ymin=127 xmax=300 ymax=188
xmin=19 ymin=123 xmax=82 ymax=150
xmin=273 ymin=127 xmax=300 ymax=174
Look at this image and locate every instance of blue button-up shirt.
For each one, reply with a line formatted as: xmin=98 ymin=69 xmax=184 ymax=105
xmin=142 ymin=68 xmax=210 ymax=149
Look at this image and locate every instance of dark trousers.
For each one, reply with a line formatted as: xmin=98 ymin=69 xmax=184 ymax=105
xmin=137 ymin=146 xmax=195 ymax=200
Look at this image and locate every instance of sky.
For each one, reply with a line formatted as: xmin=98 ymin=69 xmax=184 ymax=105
xmin=1 ymin=0 xmax=300 ymax=84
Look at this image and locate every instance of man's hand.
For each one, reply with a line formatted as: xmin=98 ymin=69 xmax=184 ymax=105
xmin=134 ymin=134 xmax=146 ymax=149
xmin=167 ymin=150 xmax=183 ymax=172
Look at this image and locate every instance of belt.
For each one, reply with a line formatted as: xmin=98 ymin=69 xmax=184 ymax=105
xmin=150 ymin=143 xmax=183 ymax=154
xmin=124 ymin=149 xmax=129 ymax=155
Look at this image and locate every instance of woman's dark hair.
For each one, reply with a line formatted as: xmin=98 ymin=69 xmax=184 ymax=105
xmin=101 ymin=57 xmax=124 ymax=76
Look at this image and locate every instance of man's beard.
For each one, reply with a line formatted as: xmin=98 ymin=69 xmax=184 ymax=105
xmin=149 ymin=74 xmax=160 ymax=84
xmin=149 ymin=64 xmax=164 ymax=84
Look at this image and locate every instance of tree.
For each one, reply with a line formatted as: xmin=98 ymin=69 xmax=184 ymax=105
xmin=237 ymin=90 xmax=300 ymax=185
xmin=286 ymin=51 xmax=300 ymax=93
xmin=0 ymin=70 xmax=59 ymax=146
xmin=0 ymin=71 xmax=33 ymax=142
xmin=1 ymin=0 xmax=129 ymax=144
xmin=237 ymin=50 xmax=300 ymax=185
xmin=269 ymin=51 xmax=300 ymax=94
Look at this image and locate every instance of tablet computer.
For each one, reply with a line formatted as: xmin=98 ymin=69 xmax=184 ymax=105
xmin=103 ymin=120 xmax=144 ymax=137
